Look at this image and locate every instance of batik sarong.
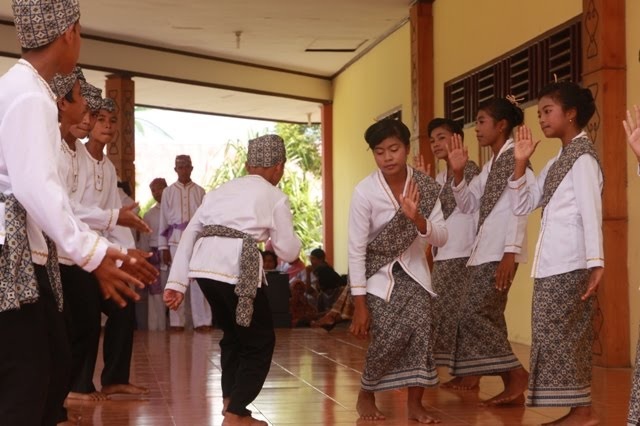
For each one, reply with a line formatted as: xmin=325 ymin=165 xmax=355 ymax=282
xmin=627 ymin=325 xmax=640 ymax=425
xmin=527 ymin=269 xmax=593 ymax=407
xmin=361 ymin=264 xmax=438 ymax=391
xmin=431 ymin=257 xmax=470 ymax=366
xmin=449 ymin=262 xmax=522 ymax=376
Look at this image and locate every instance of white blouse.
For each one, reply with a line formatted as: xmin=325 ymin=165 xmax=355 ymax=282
xmin=509 ymin=132 xmax=604 ymax=278
xmin=348 ymin=166 xmax=448 ymax=301
xmin=451 ymin=139 xmax=529 ymax=266
xmin=433 ymin=168 xmax=478 ymax=261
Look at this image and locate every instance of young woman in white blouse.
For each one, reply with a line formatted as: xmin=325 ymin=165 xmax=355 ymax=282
xmin=623 ymin=104 xmax=640 ymax=426
xmin=348 ymin=119 xmax=447 ymax=424
xmin=510 ymin=82 xmax=604 ymax=426
xmin=447 ymin=98 xmax=531 ymax=405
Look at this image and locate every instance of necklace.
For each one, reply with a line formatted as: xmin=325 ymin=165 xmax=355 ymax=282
xmin=16 ymin=59 xmax=56 ymax=102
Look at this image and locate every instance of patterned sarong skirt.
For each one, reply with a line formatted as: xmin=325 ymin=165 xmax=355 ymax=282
xmin=361 ymin=264 xmax=438 ymax=391
xmin=628 ymin=324 xmax=640 ymax=425
xmin=527 ymin=269 xmax=593 ymax=407
xmin=449 ymin=262 xmax=522 ymax=376
xmin=431 ymin=257 xmax=470 ymax=366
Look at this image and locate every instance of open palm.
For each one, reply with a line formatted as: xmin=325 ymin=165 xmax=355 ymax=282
xmin=624 ymin=105 xmax=640 ymax=160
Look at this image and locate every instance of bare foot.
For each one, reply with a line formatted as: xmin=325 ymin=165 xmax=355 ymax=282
xmin=222 ymin=397 xmax=230 ymax=415
xmin=357 ymin=390 xmax=385 ymax=421
xmin=480 ymin=368 xmax=528 ymax=407
xmin=194 ymin=325 xmax=213 ymax=332
xmin=441 ymin=376 xmax=480 ymax=390
xmin=221 ymin=412 xmax=267 ymax=425
xmin=101 ymin=383 xmax=149 ymax=396
xmin=542 ymin=406 xmax=599 ymax=425
xmin=67 ymin=391 xmax=109 ymax=401
xmin=311 ymin=312 xmax=339 ymax=328
xmin=408 ymin=404 xmax=441 ymax=424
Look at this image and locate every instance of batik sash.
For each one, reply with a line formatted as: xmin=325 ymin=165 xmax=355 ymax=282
xmin=199 ymin=224 xmax=260 ymax=327
xmin=365 ymin=169 xmax=440 ymax=279
xmin=478 ymin=147 xmax=517 ymax=231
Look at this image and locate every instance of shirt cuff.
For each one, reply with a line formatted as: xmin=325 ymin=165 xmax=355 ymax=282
xmin=504 ymin=244 xmax=522 ymax=254
xmin=158 ymin=245 xmax=169 ymax=250
xmin=586 ymin=258 xmax=604 ymax=269
xmin=417 ymin=219 xmax=432 ymax=237
xmin=79 ymin=236 xmax=109 ymax=272
xmin=166 ymin=281 xmax=189 ymax=293
xmin=508 ymin=174 xmax=527 ymax=190
xmin=350 ymin=284 xmax=367 ymax=296
xmin=105 ymin=208 xmax=118 ymax=232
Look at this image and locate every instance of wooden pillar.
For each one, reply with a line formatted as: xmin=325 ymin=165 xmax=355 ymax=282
xmin=105 ymin=74 xmax=136 ymax=199
xmin=410 ymin=0 xmax=435 ymax=176
xmin=582 ymin=0 xmax=629 ymax=367
xmin=321 ymin=103 xmax=334 ymax=264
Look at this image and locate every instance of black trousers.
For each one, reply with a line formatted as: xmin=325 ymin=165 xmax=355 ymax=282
xmin=60 ymin=264 xmax=102 ymax=393
xmin=61 ymin=264 xmax=135 ymax=392
xmin=100 ymin=297 xmax=135 ymax=386
xmin=0 ymin=265 xmax=71 ymax=426
xmin=197 ymin=279 xmax=275 ymax=417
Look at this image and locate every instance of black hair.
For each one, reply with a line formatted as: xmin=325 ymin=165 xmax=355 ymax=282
xmin=538 ymin=81 xmax=595 ymax=128
xmin=310 ymin=248 xmax=326 ymax=260
xmin=117 ymin=181 xmax=132 ymax=197
xmin=63 ymin=88 xmax=76 ymax=103
xmin=478 ymin=98 xmax=524 ymax=135
xmin=364 ymin=118 xmax=411 ymax=149
xmin=427 ymin=118 xmax=464 ymax=141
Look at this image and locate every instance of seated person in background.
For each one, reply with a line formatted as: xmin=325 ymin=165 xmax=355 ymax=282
xmin=289 ymin=280 xmax=319 ymax=327
xmin=261 ymin=250 xmax=279 ymax=271
xmin=311 ymin=277 xmax=354 ymax=331
xmin=308 ymin=248 xmax=346 ymax=312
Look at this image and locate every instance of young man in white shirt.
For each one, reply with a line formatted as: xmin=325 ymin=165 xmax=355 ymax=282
xmin=0 ymin=2 xmax=146 ymax=424
xmin=159 ymin=155 xmax=212 ymax=331
xmin=164 ymin=134 xmax=301 ymax=426
xmin=82 ymin=97 xmax=152 ymax=397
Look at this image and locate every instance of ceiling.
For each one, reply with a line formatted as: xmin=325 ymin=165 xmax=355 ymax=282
xmin=0 ymin=0 xmax=412 ymax=123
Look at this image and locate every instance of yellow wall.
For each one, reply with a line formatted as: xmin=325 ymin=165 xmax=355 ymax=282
xmin=626 ymin=0 xmax=640 ymax=363
xmin=331 ymin=24 xmax=413 ymax=273
xmin=431 ymin=0 xmax=582 ymax=345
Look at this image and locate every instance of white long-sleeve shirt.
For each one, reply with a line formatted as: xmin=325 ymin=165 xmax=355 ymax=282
xmin=0 ymin=60 xmax=107 ymax=271
xmin=166 ymin=174 xmax=301 ymax=293
xmin=452 ymin=139 xmax=529 ymax=266
xmin=509 ymin=132 xmax=604 ymax=278
xmin=348 ymin=166 xmax=448 ymax=301
xmin=139 ymin=203 xmax=161 ymax=250
xmin=158 ymin=181 xmax=205 ymax=249
xmin=433 ymin=169 xmax=478 ymax=261
xmin=80 ymin=151 xmax=135 ymax=250
xmin=57 ymin=138 xmax=120 ymax=265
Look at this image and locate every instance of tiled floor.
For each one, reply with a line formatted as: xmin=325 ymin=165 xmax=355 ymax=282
xmin=66 ymin=325 xmax=632 ymax=425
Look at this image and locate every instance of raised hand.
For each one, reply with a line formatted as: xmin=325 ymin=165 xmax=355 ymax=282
xmin=514 ymin=125 xmax=541 ymax=162
xmin=623 ymin=105 xmax=640 ymax=161
xmin=121 ymin=249 xmax=159 ymax=284
xmin=118 ymin=203 xmax=152 ymax=233
xmin=164 ymin=289 xmax=185 ymax=310
xmin=399 ymin=178 xmax=420 ymax=222
xmin=446 ymin=133 xmax=468 ymax=185
xmin=93 ymin=247 xmax=145 ymax=307
xmin=413 ymin=153 xmax=431 ymax=176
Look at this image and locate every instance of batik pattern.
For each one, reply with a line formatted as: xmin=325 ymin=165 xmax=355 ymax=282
xmin=449 ymin=262 xmax=522 ymax=376
xmin=361 ymin=264 xmax=438 ymax=391
xmin=527 ymin=269 xmax=593 ymax=407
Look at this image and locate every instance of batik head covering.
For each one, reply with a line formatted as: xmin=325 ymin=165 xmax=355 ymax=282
xmin=12 ymin=0 xmax=81 ymax=49
xmin=80 ymin=81 xmax=102 ymax=112
xmin=246 ymin=134 xmax=286 ymax=168
xmin=175 ymin=155 xmax=192 ymax=166
xmin=99 ymin=97 xmax=116 ymax=113
xmin=73 ymin=66 xmax=85 ymax=81
xmin=49 ymin=71 xmax=77 ymax=100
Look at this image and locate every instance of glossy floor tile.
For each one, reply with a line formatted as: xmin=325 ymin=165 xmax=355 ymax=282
xmin=65 ymin=325 xmax=632 ymax=425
